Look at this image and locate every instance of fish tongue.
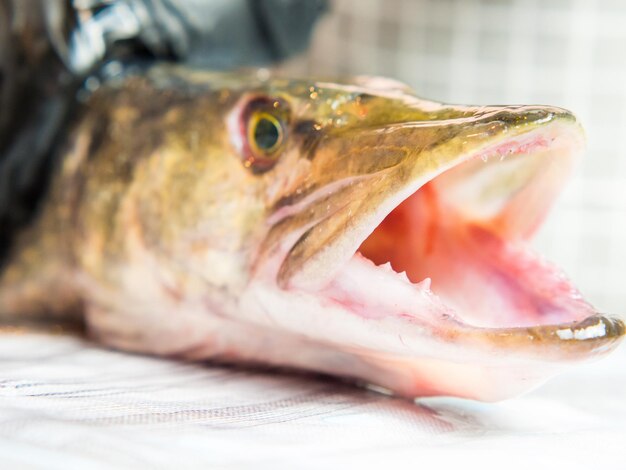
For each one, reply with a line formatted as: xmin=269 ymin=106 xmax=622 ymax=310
xmin=405 ymin=221 xmax=598 ymax=329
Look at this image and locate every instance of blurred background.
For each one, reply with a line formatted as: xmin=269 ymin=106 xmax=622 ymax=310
xmin=282 ymin=0 xmax=626 ymax=316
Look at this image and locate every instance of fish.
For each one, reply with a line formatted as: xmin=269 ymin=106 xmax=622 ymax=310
xmin=0 ymin=64 xmax=623 ymax=401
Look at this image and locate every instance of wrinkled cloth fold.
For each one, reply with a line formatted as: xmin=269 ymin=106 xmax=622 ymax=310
xmin=0 ymin=331 xmax=624 ymax=468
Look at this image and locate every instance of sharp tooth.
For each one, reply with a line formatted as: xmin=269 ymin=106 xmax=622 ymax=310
xmin=380 ymin=262 xmax=393 ymax=272
xmin=418 ymin=277 xmax=432 ymax=290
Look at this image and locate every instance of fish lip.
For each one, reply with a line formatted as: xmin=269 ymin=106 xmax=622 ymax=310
xmin=311 ymin=253 xmax=625 ymax=364
xmin=456 ymin=314 xmax=625 ymax=361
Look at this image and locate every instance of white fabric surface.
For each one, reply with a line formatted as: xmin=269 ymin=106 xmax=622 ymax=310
xmin=1 ymin=331 xmax=625 ymax=469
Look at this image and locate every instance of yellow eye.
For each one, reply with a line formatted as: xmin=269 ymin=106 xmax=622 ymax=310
xmin=248 ymin=112 xmax=284 ymax=155
xmin=238 ymin=96 xmax=290 ymax=173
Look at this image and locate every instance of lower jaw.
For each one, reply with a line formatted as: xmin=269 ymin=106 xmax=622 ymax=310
xmin=234 ymin=273 xmax=610 ymax=401
xmin=303 ymin=251 xmax=620 ymax=399
xmin=238 ymin=241 xmax=622 ymax=401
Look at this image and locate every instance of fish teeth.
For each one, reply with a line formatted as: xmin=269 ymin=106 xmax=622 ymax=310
xmin=379 ymin=262 xmax=393 ymax=272
xmin=397 ymin=271 xmax=410 ymax=283
xmin=374 ymin=262 xmax=427 ymax=288
xmin=418 ymin=277 xmax=432 ymax=290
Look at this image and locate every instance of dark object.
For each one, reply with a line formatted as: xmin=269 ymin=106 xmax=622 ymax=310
xmin=68 ymin=0 xmax=328 ymax=72
xmin=134 ymin=0 xmax=328 ymax=68
xmin=0 ymin=0 xmax=77 ymax=266
xmin=0 ymin=0 xmax=328 ymax=265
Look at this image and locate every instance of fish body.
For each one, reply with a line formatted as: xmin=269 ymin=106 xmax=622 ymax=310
xmin=0 ymin=64 xmax=622 ymax=401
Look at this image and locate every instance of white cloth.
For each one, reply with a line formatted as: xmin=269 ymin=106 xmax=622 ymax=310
xmin=0 ymin=331 xmax=624 ymax=469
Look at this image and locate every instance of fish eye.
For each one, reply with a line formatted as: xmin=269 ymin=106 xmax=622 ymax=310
xmin=237 ymin=96 xmax=290 ymax=173
xmin=249 ymin=112 xmax=284 ymax=155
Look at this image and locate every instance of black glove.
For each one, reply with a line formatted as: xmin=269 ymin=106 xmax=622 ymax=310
xmin=69 ymin=0 xmax=328 ymax=71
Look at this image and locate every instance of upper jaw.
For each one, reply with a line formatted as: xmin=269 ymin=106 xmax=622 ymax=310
xmin=278 ymin=103 xmax=583 ymax=290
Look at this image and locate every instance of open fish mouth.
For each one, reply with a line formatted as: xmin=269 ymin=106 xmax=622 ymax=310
xmin=247 ymin=94 xmax=624 ymax=401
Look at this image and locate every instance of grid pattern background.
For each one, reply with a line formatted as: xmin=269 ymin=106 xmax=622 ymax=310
xmin=282 ymin=0 xmax=626 ymax=316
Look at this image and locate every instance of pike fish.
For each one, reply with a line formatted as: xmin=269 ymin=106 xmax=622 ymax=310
xmin=0 ymin=65 xmax=623 ymax=401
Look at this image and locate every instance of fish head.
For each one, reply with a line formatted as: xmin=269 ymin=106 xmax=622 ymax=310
xmin=123 ymin=69 xmax=624 ymax=401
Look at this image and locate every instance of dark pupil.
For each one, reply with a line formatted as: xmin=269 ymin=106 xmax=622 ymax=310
xmin=254 ymin=117 xmax=280 ymax=151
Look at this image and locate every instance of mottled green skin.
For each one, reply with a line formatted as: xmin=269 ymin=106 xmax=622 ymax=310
xmin=0 ymin=65 xmax=501 ymax=321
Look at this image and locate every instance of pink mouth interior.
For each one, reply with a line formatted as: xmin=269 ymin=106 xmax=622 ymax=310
xmin=305 ymin=125 xmax=594 ymax=332
xmin=355 ymin=177 xmax=594 ymax=328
